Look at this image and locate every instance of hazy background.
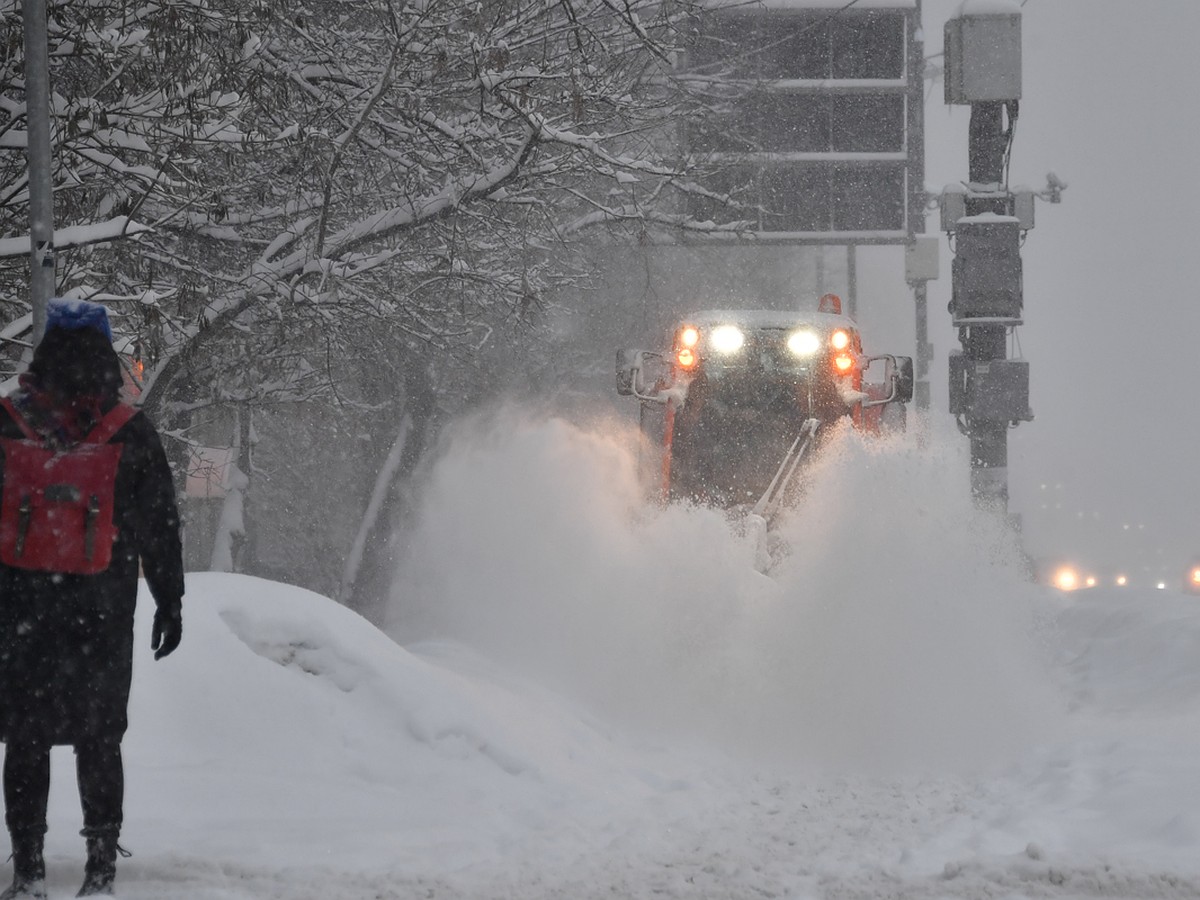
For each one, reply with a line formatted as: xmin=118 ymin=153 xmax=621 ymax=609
xmin=857 ymin=0 xmax=1200 ymax=579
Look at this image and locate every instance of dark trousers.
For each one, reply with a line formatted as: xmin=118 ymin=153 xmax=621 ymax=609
xmin=3 ymin=739 xmax=123 ymax=837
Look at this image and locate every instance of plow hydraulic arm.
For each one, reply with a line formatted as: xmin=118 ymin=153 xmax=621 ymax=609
xmin=746 ymin=418 xmax=821 ymax=571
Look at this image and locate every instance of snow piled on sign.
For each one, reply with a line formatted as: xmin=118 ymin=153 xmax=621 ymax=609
xmin=959 ymin=0 xmax=1022 ymax=16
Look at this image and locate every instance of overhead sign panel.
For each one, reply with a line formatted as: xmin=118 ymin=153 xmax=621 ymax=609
xmin=684 ymin=6 xmax=920 ymax=242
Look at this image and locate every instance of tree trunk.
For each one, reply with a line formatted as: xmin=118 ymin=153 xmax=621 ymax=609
xmin=209 ymin=403 xmax=253 ymax=572
xmin=337 ymin=411 xmax=413 ymax=606
xmin=339 ymin=358 xmax=439 ymax=625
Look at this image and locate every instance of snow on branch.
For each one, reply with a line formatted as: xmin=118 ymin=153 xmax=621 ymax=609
xmin=263 ymin=127 xmax=540 ymax=281
xmin=0 ymin=216 xmax=150 ymax=259
xmin=561 ymin=195 xmax=755 ymax=237
xmin=529 ymin=115 xmax=683 ymax=178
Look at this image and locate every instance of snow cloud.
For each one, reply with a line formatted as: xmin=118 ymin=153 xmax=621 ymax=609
xmin=388 ymin=411 xmax=1064 ymax=776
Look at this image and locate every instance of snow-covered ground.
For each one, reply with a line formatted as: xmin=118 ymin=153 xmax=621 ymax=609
xmin=31 ymin=415 xmax=1200 ymax=899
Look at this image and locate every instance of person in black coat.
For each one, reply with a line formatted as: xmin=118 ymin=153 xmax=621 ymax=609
xmin=0 ymin=300 xmax=184 ymax=899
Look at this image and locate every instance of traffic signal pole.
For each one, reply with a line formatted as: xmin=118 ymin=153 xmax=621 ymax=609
xmin=942 ymin=8 xmax=1032 ymax=509
xmin=23 ymin=0 xmax=55 ymax=346
xmin=963 ymin=100 xmax=1016 ymax=503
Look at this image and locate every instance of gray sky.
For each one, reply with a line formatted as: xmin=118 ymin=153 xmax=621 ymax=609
xmin=912 ymin=0 xmax=1200 ymax=573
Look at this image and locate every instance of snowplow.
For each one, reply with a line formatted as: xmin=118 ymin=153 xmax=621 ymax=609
xmin=616 ymin=295 xmax=912 ymax=565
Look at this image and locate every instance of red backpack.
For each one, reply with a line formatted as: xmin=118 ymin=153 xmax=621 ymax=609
xmin=0 ymin=397 xmax=138 ymax=575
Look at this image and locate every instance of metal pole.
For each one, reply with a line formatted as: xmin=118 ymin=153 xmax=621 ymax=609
xmin=913 ymin=281 xmax=930 ymax=409
xmin=23 ymin=0 xmax=55 ymax=348
xmin=963 ymin=101 xmax=1012 ymax=508
xmin=846 ymin=244 xmax=857 ymax=319
xmin=908 ymin=0 xmax=929 ymax=409
xmin=942 ymin=9 xmax=1029 ymax=512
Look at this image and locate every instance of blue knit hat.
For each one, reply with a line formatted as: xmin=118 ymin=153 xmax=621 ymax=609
xmin=45 ymin=298 xmax=113 ymax=342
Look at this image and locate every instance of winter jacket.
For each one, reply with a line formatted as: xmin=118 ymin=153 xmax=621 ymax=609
xmin=0 ymin=404 xmax=184 ymax=745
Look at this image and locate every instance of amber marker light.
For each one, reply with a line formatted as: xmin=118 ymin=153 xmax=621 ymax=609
xmin=833 ymin=353 xmax=855 ymax=373
xmin=818 ymin=293 xmax=842 ymax=314
xmin=676 ymin=347 xmax=696 ymax=368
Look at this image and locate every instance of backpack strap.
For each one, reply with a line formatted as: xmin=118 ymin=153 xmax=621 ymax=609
xmin=0 ymin=397 xmax=40 ymax=442
xmin=83 ymin=403 xmax=139 ymax=445
xmin=0 ymin=397 xmax=137 ymax=446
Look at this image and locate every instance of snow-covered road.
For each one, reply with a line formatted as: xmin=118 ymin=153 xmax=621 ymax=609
xmin=30 ymin=418 xmax=1200 ymax=899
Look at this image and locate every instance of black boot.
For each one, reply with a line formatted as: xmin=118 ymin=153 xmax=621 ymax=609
xmin=76 ymin=834 xmax=123 ymax=897
xmin=0 ymin=831 xmax=46 ymax=900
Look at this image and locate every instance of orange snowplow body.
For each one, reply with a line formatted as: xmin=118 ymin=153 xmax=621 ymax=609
xmin=618 ymin=304 xmax=912 ymax=507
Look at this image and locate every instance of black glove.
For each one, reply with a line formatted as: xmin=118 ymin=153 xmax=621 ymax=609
xmin=152 ymin=606 xmax=182 ymax=660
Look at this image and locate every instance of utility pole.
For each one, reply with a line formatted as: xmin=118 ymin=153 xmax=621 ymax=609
xmin=906 ymin=0 xmax=935 ymax=410
xmin=23 ymin=0 xmax=55 ymax=347
xmin=942 ymin=5 xmax=1033 ymax=509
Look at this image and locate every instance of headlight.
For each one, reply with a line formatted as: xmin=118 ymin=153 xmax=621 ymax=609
xmin=708 ymin=325 xmax=745 ymax=354
xmin=786 ymin=330 xmax=821 ymax=357
xmin=1052 ymin=566 xmax=1079 ymax=591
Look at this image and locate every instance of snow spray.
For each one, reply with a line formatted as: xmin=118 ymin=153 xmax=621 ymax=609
xmin=389 ymin=408 xmax=1063 ymax=775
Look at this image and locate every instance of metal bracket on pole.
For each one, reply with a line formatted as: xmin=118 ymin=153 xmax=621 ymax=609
xmin=34 ymin=241 xmax=54 ymax=269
